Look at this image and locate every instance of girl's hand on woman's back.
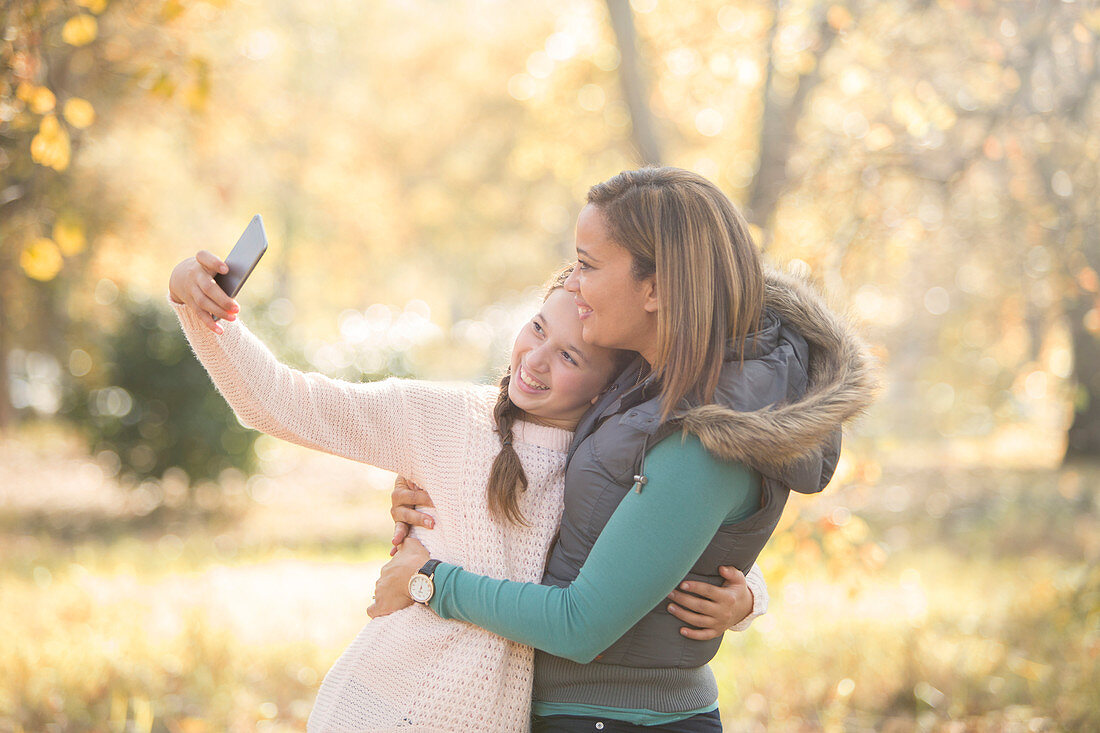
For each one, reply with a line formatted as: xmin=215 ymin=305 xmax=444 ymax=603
xmin=169 ymin=251 xmax=240 ymax=334
xmin=666 ymin=565 xmax=754 ymax=639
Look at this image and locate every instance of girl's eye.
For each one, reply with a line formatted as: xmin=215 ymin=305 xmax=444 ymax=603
xmin=532 ymin=321 xmax=544 ymax=334
xmin=561 ymin=351 xmax=577 ymax=366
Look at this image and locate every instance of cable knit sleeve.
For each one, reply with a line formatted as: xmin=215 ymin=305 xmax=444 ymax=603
xmin=171 ymin=299 xmax=482 ymax=488
xmin=729 ymin=563 xmax=768 ymax=632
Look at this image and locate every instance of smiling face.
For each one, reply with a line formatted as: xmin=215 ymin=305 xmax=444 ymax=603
xmin=564 ymin=204 xmax=660 ymax=364
xmin=507 ymin=288 xmax=624 ymax=430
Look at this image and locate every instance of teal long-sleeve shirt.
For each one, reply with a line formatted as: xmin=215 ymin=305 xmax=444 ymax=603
xmin=427 ymin=432 xmax=761 ymax=664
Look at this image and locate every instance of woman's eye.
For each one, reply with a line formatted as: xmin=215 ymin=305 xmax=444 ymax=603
xmin=561 ymin=352 xmax=577 ymax=365
xmin=577 ymin=259 xmax=590 ymax=271
xmin=532 ymin=321 xmax=544 ymax=335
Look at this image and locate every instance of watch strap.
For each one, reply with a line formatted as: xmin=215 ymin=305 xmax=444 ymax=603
xmin=418 ymin=559 xmax=442 ymax=579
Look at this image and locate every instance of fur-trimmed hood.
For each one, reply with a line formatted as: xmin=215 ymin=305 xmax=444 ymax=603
xmin=675 ymin=267 xmax=879 ymax=494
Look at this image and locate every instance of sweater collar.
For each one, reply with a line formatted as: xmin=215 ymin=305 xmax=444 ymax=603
xmin=512 ymin=420 xmax=574 ymax=453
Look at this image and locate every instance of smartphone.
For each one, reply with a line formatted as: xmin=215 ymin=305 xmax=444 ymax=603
xmin=214 ymin=214 xmax=268 ymax=298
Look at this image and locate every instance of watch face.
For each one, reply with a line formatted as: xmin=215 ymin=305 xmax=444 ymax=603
xmin=409 ymin=573 xmax=433 ymax=603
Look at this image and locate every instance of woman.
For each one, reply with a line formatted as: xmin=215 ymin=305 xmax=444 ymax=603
xmin=167 ymin=256 xmax=764 ymax=732
xmin=375 ymin=167 xmax=877 ymax=731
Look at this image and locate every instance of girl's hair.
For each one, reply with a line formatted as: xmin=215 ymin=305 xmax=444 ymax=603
xmin=487 ymin=266 xmax=577 ymax=526
xmin=586 ymin=166 xmax=764 ymax=420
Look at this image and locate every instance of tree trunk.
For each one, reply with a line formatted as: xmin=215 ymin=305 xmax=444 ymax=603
xmin=1065 ymin=298 xmax=1100 ymax=462
xmin=1065 ymin=219 xmax=1100 ymax=463
xmin=747 ymin=3 xmax=837 ymax=230
xmin=0 ymin=291 xmax=13 ymax=432
xmin=605 ymin=0 xmax=663 ymax=165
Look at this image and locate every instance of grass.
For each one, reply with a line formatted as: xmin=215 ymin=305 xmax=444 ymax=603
xmin=1 ymin=432 xmax=1097 ymax=732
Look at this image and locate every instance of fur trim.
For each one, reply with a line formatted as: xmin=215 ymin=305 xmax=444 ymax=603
xmin=679 ymin=267 xmax=880 ymax=470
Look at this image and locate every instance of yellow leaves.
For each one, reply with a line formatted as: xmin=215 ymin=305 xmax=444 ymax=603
xmin=17 ymin=84 xmax=57 ymax=114
xmin=76 ymin=0 xmax=109 ymax=13
xmin=19 ymin=217 xmax=86 ymax=282
xmin=183 ymin=58 xmax=212 ymax=111
xmin=30 ymin=87 xmax=57 ymax=114
xmin=161 ymin=0 xmax=187 ymax=22
xmin=31 ymin=115 xmax=71 ymax=171
xmin=21 ymin=94 xmax=91 ymax=169
xmin=151 ymin=72 xmax=177 ymax=99
xmin=53 ymin=217 xmax=87 ymax=256
xmin=183 ymin=83 xmax=209 ymax=111
xmin=62 ymin=14 xmax=98 ymax=47
xmin=16 ymin=82 xmax=94 ymax=155
xmin=63 ymin=97 xmax=96 ymax=129
xmin=827 ymin=5 xmax=854 ymax=31
xmin=20 ymin=238 xmax=65 ymax=282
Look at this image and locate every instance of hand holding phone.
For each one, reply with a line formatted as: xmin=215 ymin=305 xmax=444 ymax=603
xmin=168 ymin=215 xmax=268 ymax=334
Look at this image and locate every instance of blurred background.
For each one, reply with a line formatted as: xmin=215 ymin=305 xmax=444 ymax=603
xmin=2 ymin=0 xmax=1098 ymax=730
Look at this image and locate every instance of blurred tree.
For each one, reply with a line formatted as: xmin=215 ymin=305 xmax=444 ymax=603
xmin=607 ymin=0 xmax=1097 ymax=461
xmin=0 ymin=0 xmax=219 ymax=431
xmin=605 ymin=0 xmax=663 ymax=164
xmin=778 ymin=0 xmax=1100 ymax=462
xmin=4 ymin=0 xmax=1094 ymax=472
xmin=746 ymin=0 xmax=840 ymax=232
xmin=66 ymin=292 xmax=259 ymax=484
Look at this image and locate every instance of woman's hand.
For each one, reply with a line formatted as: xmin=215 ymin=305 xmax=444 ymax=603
xmin=169 ymin=251 xmax=240 ymax=334
xmin=367 ymin=536 xmax=431 ymax=618
xmin=666 ymin=565 xmax=754 ymax=640
xmin=389 ymin=476 xmax=435 ymax=556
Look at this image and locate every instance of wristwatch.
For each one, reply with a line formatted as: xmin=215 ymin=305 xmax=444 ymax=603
xmin=408 ymin=559 xmax=442 ymax=604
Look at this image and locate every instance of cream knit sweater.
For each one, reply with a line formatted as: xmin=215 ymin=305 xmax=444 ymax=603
xmin=172 ymin=301 xmax=767 ymax=733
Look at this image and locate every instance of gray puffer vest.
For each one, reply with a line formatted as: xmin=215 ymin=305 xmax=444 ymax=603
xmin=533 ymin=269 xmax=878 ymax=711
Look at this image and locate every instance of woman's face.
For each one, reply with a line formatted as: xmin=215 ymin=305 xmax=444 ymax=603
xmin=508 ymin=289 xmax=623 ymax=430
xmin=565 ymin=205 xmax=659 ymax=363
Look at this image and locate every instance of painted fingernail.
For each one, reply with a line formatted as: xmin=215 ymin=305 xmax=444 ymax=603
xmin=425 ymin=518 xmax=434 ymax=529
xmin=668 ymin=604 xmax=677 ymax=612
xmin=215 ymin=326 xmax=224 ymax=334
xmin=680 ymin=582 xmax=690 ymax=590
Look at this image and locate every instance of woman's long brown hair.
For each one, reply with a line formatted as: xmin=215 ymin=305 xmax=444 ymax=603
xmin=586 ymin=167 xmax=764 ymax=420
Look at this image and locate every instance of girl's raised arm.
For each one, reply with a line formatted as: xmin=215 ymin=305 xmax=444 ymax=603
xmin=168 ymin=253 xmax=484 ymax=485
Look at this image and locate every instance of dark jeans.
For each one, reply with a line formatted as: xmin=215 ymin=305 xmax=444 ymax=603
xmin=532 ymin=708 xmax=722 ymax=732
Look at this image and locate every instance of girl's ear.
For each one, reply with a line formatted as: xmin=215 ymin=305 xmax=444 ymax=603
xmin=640 ymin=275 xmax=659 ymax=314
